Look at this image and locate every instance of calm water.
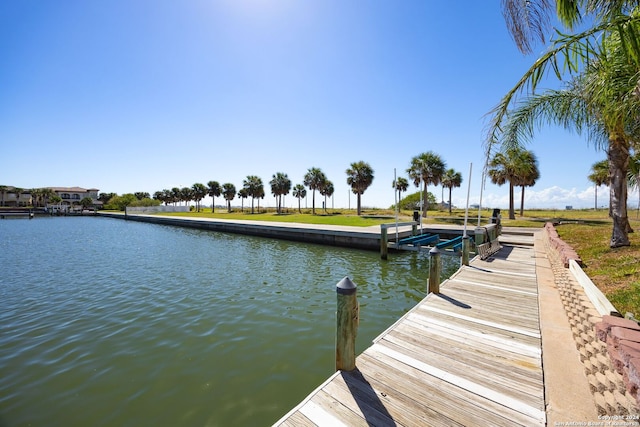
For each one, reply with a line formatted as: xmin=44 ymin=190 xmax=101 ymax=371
xmin=0 ymin=216 xmax=458 ymax=427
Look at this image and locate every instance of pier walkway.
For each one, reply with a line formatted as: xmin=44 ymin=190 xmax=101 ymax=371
xmin=274 ymin=230 xmax=598 ymax=426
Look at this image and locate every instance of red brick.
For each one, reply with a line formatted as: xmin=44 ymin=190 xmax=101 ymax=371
xmin=619 ymin=341 xmax=640 ymax=366
xmin=609 ymin=344 xmax=626 ymax=374
xmin=596 ymin=322 xmax=609 ymax=342
xmin=602 ymin=315 xmax=640 ymax=332
xmin=629 ymin=359 xmax=640 ymax=400
xmin=610 ymin=327 xmax=640 ymax=347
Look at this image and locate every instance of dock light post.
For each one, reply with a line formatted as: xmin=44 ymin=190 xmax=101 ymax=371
xmin=428 ymin=247 xmax=441 ymax=294
xmin=336 ymin=276 xmax=358 ymax=372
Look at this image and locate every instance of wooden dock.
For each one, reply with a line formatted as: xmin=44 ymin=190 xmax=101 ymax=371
xmin=274 ymin=241 xmax=545 ymax=426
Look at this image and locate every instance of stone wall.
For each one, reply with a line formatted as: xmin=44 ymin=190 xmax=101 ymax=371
xmin=596 ymin=315 xmax=640 ymax=409
xmin=544 ymin=222 xmax=583 ymax=268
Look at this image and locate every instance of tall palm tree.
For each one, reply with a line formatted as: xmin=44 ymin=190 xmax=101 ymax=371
xmin=441 ymin=169 xmax=463 ymax=214
xmin=243 ymin=175 xmax=263 ymax=214
xmin=513 ymin=150 xmax=540 ymax=216
xmin=171 ymin=187 xmax=181 ymax=206
xmin=222 ymin=183 xmax=236 ymax=213
xmin=207 ymin=181 xmax=221 ymax=213
xmin=497 ymin=25 xmax=640 ymax=245
xmin=345 ymin=161 xmax=374 ymax=216
xmin=303 ymin=167 xmax=327 ymax=215
xmin=487 ymin=147 xmax=537 ymax=220
xmin=180 ymin=187 xmax=193 ymax=207
xmin=393 ymin=177 xmax=409 ymax=209
xmin=237 ymin=188 xmax=248 ymax=213
xmin=588 ymin=159 xmax=610 ymax=210
xmin=192 ymin=183 xmax=207 ymax=212
xmin=269 ymin=172 xmax=291 ymax=214
xmin=406 ymin=152 xmax=446 ymax=218
xmin=319 ymin=179 xmax=334 ymax=214
xmin=13 ymin=187 xmax=23 ymax=207
xmin=41 ymin=188 xmax=56 ymax=207
xmin=292 ymin=184 xmax=306 ymax=213
xmin=492 ymin=1 xmax=640 ymax=246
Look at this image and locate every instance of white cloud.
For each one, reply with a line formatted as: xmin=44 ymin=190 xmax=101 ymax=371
xmin=453 ymin=185 xmax=624 ymax=210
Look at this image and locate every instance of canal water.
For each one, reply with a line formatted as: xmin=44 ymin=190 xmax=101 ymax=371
xmin=0 ymin=216 xmax=459 ymax=427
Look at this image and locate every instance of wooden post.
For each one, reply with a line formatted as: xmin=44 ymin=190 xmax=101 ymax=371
xmin=461 ymin=235 xmax=470 ymax=266
xmin=336 ymin=276 xmax=358 ymax=372
xmin=428 ymin=247 xmax=441 ymax=294
xmin=380 ymin=225 xmax=388 ymax=260
xmin=412 ymin=223 xmax=417 ymax=236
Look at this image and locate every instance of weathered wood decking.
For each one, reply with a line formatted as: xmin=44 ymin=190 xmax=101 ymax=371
xmin=275 ymin=242 xmax=545 ymax=426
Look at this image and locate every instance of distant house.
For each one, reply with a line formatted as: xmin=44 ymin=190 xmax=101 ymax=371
xmin=0 ymin=186 xmax=32 ymax=207
xmin=48 ymin=187 xmax=102 ymax=212
xmin=0 ymin=186 xmax=102 ymax=210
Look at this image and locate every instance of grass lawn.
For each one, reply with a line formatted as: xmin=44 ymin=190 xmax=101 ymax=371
xmin=154 ymin=206 xmax=640 ymax=315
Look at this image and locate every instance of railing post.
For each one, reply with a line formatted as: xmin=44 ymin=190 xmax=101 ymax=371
xmin=336 ymin=277 xmax=358 ymax=372
xmin=428 ymin=247 xmax=441 ymax=294
xmin=380 ymin=225 xmax=388 ymax=260
xmin=412 ymin=222 xmax=417 ymax=236
xmin=461 ymin=235 xmax=470 ymax=266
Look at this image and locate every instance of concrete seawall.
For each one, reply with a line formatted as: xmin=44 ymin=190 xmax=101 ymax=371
xmin=98 ymin=212 xmax=400 ymax=251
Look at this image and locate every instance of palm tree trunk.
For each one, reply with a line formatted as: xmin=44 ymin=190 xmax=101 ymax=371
xmin=508 ymin=182 xmax=515 ymax=220
xmin=422 ymin=183 xmax=428 ymax=218
xmin=357 ymin=194 xmax=361 ymax=216
xmin=448 ymin=188 xmax=452 ymax=214
xmin=520 ymin=186 xmax=525 ymax=216
xmin=595 ymin=186 xmax=598 ymax=210
xmin=608 ymin=135 xmax=631 ymax=247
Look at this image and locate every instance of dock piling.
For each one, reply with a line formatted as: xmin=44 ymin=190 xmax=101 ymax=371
xmin=428 ymin=247 xmax=441 ymax=294
xmin=336 ymin=276 xmax=358 ymax=372
xmin=380 ymin=225 xmax=388 ymax=260
xmin=461 ymin=235 xmax=470 ymax=266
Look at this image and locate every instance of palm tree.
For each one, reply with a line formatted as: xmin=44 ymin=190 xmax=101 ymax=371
xmin=192 ymin=183 xmax=207 ymax=212
xmin=171 ymin=187 xmax=181 ymax=206
xmin=513 ymin=150 xmax=540 ymax=216
xmin=407 ymin=152 xmax=446 ymax=218
xmin=492 ymin=1 xmax=640 ymax=246
xmin=222 ymin=183 xmax=236 ymax=213
xmin=487 ymin=147 xmax=538 ymax=220
xmin=441 ymin=169 xmax=463 ymax=214
xmin=303 ymin=167 xmax=327 ymax=215
xmin=628 ymin=151 xmax=640 ymax=218
xmin=243 ymin=175 xmax=263 ymax=214
xmin=41 ymin=188 xmax=55 ymax=207
xmin=319 ymin=179 xmax=334 ymax=213
xmin=497 ymin=26 xmax=640 ymax=245
xmin=345 ymin=161 xmax=374 ymax=216
xmin=393 ymin=177 xmax=409 ymax=210
xmin=269 ymin=172 xmax=291 ymax=214
xmin=13 ymin=187 xmax=23 ymax=207
xmin=588 ymin=159 xmax=610 ymax=210
xmin=180 ymin=187 xmax=193 ymax=207
xmin=237 ymin=188 xmax=248 ymax=213
xmin=207 ymin=181 xmax=221 ymax=213
xmin=292 ymin=184 xmax=306 ymax=213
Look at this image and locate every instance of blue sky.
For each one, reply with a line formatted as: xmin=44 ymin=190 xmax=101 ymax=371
xmin=1 ymin=1 xmax=625 ymax=210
